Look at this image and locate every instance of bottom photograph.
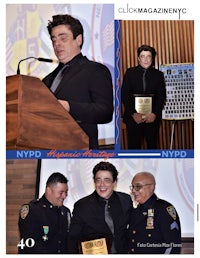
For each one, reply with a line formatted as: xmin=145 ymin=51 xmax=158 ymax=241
xmin=6 ymin=158 xmax=194 ymax=254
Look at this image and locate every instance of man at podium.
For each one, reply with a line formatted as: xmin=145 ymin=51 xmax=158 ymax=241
xmin=42 ymin=14 xmax=114 ymax=149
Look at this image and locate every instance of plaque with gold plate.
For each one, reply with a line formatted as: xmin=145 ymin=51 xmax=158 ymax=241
xmin=133 ymin=94 xmax=154 ymax=119
xmin=80 ymin=238 xmax=108 ymax=254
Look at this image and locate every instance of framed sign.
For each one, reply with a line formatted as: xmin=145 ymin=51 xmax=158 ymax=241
xmin=160 ymin=63 xmax=194 ymax=120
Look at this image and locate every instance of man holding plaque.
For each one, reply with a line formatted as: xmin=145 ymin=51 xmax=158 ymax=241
xmin=128 ymin=172 xmax=182 ymax=254
xmin=121 ymin=45 xmax=166 ymax=149
xmin=18 ymin=172 xmax=71 ymax=254
xmin=68 ymin=161 xmax=133 ymax=254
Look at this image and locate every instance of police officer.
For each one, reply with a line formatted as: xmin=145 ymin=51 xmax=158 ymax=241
xmin=18 ymin=172 xmax=71 ymax=254
xmin=128 ymin=172 xmax=182 ymax=254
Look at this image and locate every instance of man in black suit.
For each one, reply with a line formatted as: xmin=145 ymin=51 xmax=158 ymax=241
xmin=128 ymin=172 xmax=182 ymax=254
xmin=121 ymin=45 xmax=166 ymax=149
xmin=43 ymin=14 xmax=113 ymax=149
xmin=68 ymin=161 xmax=133 ymax=254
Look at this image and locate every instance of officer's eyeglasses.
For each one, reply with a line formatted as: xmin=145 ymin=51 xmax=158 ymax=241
xmin=129 ymin=184 xmax=152 ymax=191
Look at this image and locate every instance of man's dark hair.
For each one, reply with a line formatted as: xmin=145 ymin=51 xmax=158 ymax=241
xmin=137 ymin=44 xmax=156 ymax=66
xmin=92 ymin=161 xmax=119 ymax=181
xmin=47 ymin=14 xmax=84 ymax=48
xmin=46 ymin=172 xmax=68 ymax=187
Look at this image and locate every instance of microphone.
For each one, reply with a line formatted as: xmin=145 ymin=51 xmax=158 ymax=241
xmin=17 ymin=56 xmax=54 ymax=74
xmin=37 ymin=57 xmax=53 ymax=63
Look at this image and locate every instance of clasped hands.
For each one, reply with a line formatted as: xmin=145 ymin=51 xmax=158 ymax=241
xmin=132 ymin=112 xmax=156 ymax=124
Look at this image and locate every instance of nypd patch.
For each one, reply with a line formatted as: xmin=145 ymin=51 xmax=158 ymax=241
xmin=20 ymin=204 xmax=29 ymax=219
xmin=166 ymin=206 xmax=177 ymax=220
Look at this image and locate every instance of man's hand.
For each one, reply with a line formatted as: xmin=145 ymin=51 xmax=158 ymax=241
xmin=143 ymin=113 xmax=156 ymax=123
xmin=132 ymin=113 xmax=144 ymax=124
xmin=58 ymin=99 xmax=70 ymax=112
xmin=132 ymin=112 xmax=156 ymax=124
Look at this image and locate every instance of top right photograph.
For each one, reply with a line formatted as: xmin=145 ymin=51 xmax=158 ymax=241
xmin=120 ymin=20 xmax=194 ymax=150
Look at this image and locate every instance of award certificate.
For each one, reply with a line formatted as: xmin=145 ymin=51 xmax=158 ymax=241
xmin=134 ymin=94 xmax=154 ymax=115
xmin=81 ymin=238 xmax=108 ymax=254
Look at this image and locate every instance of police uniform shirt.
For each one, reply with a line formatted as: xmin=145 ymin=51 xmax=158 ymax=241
xmin=128 ymin=193 xmax=182 ymax=254
xmin=18 ymin=194 xmax=71 ymax=254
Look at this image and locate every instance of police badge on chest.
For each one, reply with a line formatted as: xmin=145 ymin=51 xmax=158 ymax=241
xmin=146 ymin=209 xmax=154 ymax=229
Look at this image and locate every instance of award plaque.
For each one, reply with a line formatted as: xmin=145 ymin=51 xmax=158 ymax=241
xmin=134 ymin=94 xmax=154 ymax=115
xmin=81 ymin=238 xmax=108 ymax=254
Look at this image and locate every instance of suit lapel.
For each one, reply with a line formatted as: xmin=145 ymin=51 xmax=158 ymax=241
xmin=54 ymin=58 xmax=84 ymax=95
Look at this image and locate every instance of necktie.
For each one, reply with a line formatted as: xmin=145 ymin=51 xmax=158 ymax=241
xmin=104 ymin=200 xmax=117 ymax=253
xmin=50 ymin=64 xmax=69 ymax=93
xmin=142 ymin=69 xmax=147 ymax=92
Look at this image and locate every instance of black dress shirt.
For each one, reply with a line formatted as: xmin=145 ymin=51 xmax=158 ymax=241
xmin=68 ymin=191 xmax=133 ymax=254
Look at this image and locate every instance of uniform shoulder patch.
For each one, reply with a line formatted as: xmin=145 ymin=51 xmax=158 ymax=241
xmin=166 ymin=205 xmax=177 ymax=220
xmin=20 ymin=204 xmax=29 ymax=219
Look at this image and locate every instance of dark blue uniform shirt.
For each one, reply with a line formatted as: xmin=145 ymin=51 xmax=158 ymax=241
xmin=18 ymin=194 xmax=71 ymax=254
xmin=128 ymin=193 xmax=182 ymax=254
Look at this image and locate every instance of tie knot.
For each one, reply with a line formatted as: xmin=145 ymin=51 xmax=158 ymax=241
xmin=104 ymin=199 xmax=110 ymax=208
xmin=58 ymin=62 xmax=65 ymax=69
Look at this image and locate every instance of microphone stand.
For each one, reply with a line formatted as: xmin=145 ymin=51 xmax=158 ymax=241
xmin=17 ymin=57 xmax=54 ymax=74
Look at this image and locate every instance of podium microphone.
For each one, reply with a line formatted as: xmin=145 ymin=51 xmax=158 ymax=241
xmin=17 ymin=56 xmax=54 ymax=74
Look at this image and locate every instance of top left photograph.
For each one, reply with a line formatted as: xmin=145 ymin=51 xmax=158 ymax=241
xmin=6 ymin=4 xmax=115 ymax=150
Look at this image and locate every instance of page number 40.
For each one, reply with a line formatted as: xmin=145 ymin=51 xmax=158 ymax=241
xmin=17 ymin=238 xmax=35 ymax=249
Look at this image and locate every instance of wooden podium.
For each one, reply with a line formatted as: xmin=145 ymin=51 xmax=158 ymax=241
xmin=6 ymin=75 xmax=89 ymax=150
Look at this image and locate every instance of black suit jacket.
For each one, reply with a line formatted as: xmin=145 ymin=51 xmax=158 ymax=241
xmin=121 ymin=65 xmax=166 ymax=123
xmin=68 ymin=191 xmax=133 ymax=254
xmin=43 ymin=53 xmax=113 ymax=149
